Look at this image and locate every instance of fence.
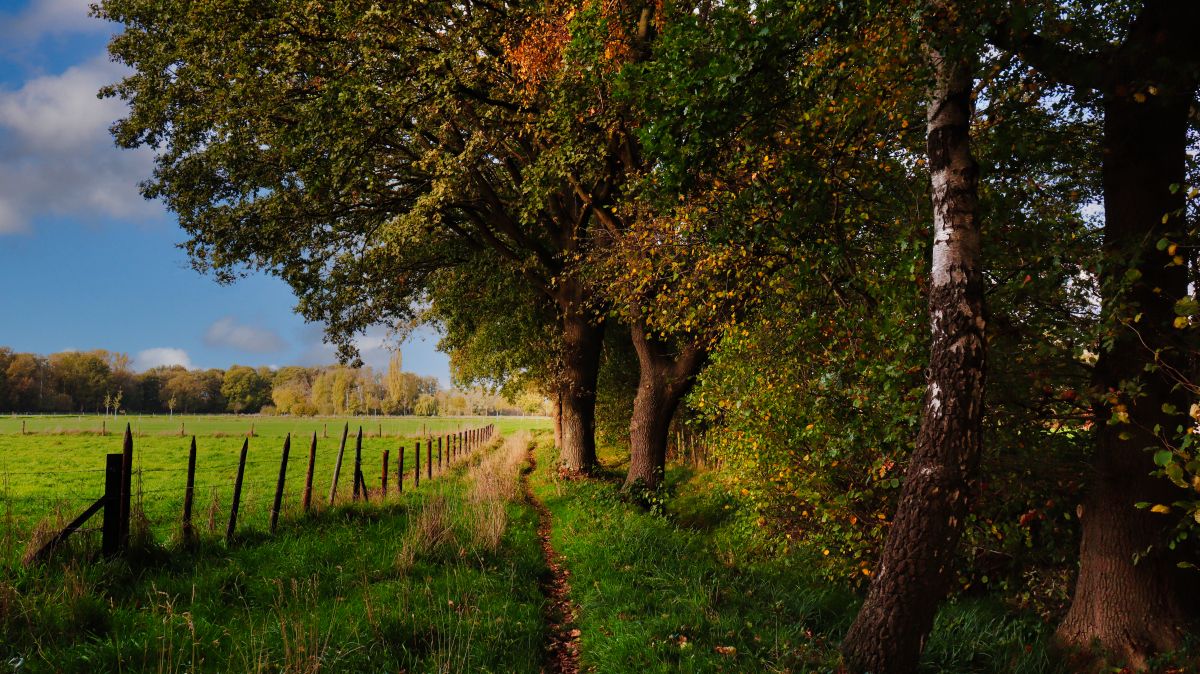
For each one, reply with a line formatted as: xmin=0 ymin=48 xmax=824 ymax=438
xmin=7 ymin=422 xmax=496 ymax=566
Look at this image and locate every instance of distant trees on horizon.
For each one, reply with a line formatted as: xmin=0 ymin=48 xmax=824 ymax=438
xmin=0 ymin=346 xmax=544 ymax=417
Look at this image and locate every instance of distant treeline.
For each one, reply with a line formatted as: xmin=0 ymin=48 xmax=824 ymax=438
xmin=0 ymin=347 xmax=545 ymax=416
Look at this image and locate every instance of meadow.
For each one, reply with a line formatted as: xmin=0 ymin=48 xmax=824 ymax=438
xmin=0 ymin=414 xmax=551 ymax=563
xmin=0 ymin=429 xmax=1083 ymax=673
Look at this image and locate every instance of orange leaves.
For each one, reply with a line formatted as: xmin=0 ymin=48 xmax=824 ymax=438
xmin=502 ymin=11 xmax=572 ymax=93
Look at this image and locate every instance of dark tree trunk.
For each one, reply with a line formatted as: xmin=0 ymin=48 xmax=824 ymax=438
xmin=557 ymin=304 xmax=604 ymax=474
xmin=623 ymin=323 xmax=708 ymax=492
xmin=1055 ymin=88 xmax=1192 ymax=669
xmin=841 ymin=38 xmax=985 ymax=674
xmin=553 ymin=393 xmax=563 ymax=450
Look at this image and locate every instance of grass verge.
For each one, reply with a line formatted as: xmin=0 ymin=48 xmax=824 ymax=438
xmin=527 ymin=437 xmax=1066 ymax=673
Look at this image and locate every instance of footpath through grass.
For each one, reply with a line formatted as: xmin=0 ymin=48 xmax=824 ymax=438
xmin=527 ymin=438 xmax=1065 ymax=674
xmin=0 ymin=433 xmax=546 ymax=673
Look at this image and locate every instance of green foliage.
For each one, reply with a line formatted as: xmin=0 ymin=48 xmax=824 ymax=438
xmin=220 ymin=365 xmax=273 ymax=413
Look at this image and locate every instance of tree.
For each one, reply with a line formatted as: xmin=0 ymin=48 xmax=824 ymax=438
xmin=414 ymin=394 xmax=439 ymax=417
xmin=96 ymin=0 xmax=638 ymax=474
xmin=222 ymin=365 xmax=273 ymax=414
xmin=991 ymin=1 xmax=1200 ymax=664
xmin=49 ymin=351 xmax=112 ymax=413
xmin=841 ymin=3 xmax=986 ymax=670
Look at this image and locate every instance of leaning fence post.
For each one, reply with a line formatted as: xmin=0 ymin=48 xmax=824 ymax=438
xmin=302 ymin=432 xmax=317 ymax=512
xmin=227 ymin=439 xmax=248 ymax=544
xmin=329 ymin=423 xmax=349 ymax=505
xmin=270 ymin=434 xmax=291 ymax=534
xmin=381 ymin=449 xmax=389 ymax=497
xmin=119 ymin=423 xmax=133 ymax=549
xmin=182 ymin=436 xmax=197 ymax=544
xmin=352 ymin=427 xmax=364 ymax=501
xmin=102 ymin=453 xmax=123 ymax=556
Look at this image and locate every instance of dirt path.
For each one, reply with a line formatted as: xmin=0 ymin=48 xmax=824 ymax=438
xmin=522 ymin=448 xmax=581 ymax=674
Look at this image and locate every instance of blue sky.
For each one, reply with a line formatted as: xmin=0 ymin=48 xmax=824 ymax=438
xmin=0 ymin=0 xmax=451 ymax=382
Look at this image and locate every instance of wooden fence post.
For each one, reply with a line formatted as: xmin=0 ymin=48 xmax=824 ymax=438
xmin=438 ymin=436 xmax=443 ymax=472
xmin=426 ymin=439 xmax=432 ymax=480
xmin=102 ymin=453 xmax=122 ymax=556
xmin=270 ymin=434 xmax=290 ymax=534
xmin=119 ymin=423 xmax=133 ymax=549
xmin=329 ymin=423 xmax=349 ymax=505
xmin=226 ymin=439 xmax=248 ymax=544
xmin=182 ymin=436 xmax=197 ymax=544
xmin=381 ymin=450 xmax=389 ymax=497
xmin=352 ymin=426 xmax=364 ymax=501
xmin=302 ymin=432 xmax=317 ymax=512
xmin=414 ymin=440 xmax=421 ymax=488
xmin=398 ymin=444 xmax=404 ymax=493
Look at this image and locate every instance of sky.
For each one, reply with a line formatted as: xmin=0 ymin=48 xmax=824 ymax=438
xmin=0 ymin=0 xmax=451 ymax=383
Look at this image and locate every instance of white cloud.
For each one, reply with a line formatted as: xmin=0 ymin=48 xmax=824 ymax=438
xmin=0 ymin=53 xmax=161 ymax=234
xmin=134 ymin=347 xmax=192 ymax=371
xmin=0 ymin=0 xmax=110 ymax=48
xmin=204 ymin=316 xmax=287 ymax=353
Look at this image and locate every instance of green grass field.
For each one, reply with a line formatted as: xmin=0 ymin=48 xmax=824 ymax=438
xmin=0 ymin=415 xmax=551 ymax=563
xmin=0 ymin=432 xmax=547 ymax=672
xmin=0 ymin=431 xmax=1083 ymax=673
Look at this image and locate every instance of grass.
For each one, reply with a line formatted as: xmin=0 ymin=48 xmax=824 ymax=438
xmin=0 ymin=427 xmax=1123 ymax=672
xmin=0 ymin=414 xmax=551 ymax=560
xmin=0 ymin=431 xmax=546 ymax=673
xmin=527 ymin=438 xmax=1067 ymax=674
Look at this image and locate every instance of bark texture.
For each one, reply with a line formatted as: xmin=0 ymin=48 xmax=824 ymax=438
xmin=841 ymin=39 xmax=985 ymax=674
xmin=1055 ymin=81 xmax=1193 ymax=671
xmin=557 ymin=304 xmax=603 ymax=474
xmin=623 ymin=323 xmax=708 ymax=492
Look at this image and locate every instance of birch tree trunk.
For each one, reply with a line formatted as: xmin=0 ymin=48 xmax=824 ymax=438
xmin=841 ymin=25 xmax=985 ymax=674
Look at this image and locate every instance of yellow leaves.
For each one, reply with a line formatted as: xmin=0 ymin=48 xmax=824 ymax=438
xmin=1150 ymin=504 xmax=1171 ymax=514
xmin=1134 ymin=92 xmax=1147 ymax=103
xmin=1174 ymin=316 xmax=1190 ymax=329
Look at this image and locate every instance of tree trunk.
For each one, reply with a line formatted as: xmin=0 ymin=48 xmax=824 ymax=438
xmin=623 ymin=323 xmax=707 ymax=492
xmin=557 ymin=306 xmax=604 ymax=474
xmin=553 ymin=393 xmax=563 ymax=450
xmin=1054 ymin=87 xmax=1192 ymax=669
xmin=841 ymin=39 xmax=984 ymax=674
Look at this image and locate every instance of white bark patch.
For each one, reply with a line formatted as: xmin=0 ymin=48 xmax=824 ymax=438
xmin=928 ymin=382 xmax=942 ymax=417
